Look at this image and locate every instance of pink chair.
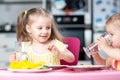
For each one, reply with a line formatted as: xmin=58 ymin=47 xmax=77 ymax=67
xmin=60 ymin=37 xmax=80 ymax=65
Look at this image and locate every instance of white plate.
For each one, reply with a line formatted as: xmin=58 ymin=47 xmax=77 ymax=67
xmin=67 ymin=65 xmax=105 ymax=70
xmin=0 ymin=68 xmax=7 ymax=70
xmin=47 ymin=65 xmax=67 ymax=68
xmin=8 ymin=68 xmax=52 ymax=73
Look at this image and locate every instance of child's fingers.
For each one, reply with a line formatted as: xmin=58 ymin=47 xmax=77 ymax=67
xmin=48 ymin=45 xmax=59 ymax=55
xmin=49 ymin=46 xmax=56 ymax=52
xmin=48 ymin=45 xmax=54 ymax=51
xmin=91 ymin=46 xmax=98 ymax=52
xmin=9 ymin=53 xmax=16 ymax=62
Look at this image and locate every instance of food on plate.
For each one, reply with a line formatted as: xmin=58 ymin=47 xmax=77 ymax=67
xmin=9 ymin=60 xmax=48 ymax=69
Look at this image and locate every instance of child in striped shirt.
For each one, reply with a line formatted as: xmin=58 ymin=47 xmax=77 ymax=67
xmin=9 ymin=8 xmax=75 ymax=65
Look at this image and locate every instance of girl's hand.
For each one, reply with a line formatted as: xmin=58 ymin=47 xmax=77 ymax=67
xmin=9 ymin=53 xmax=16 ymax=62
xmin=95 ymin=36 xmax=109 ymax=50
xmin=105 ymin=57 xmax=113 ymax=67
xmin=48 ymin=44 xmax=61 ymax=56
xmin=91 ymin=45 xmax=98 ymax=54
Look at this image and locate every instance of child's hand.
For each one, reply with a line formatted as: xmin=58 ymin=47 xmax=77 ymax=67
xmin=105 ymin=57 xmax=113 ymax=67
xmin=48 ymin=44 xmax=60 ymax=56
xmin=9 ymin=53 xmax=16 ymax=62
xmin=96 ymin=36 xmax=109 ymax=49
xmin=91 ymin=45 xmax=98 ymax=53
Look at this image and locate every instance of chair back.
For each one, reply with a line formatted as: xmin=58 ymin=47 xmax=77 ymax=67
xmin=60 ymin=37 xmax=80 ymax=65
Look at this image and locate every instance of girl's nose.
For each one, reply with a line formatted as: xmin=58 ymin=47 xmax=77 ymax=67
xmin=42 ymin=29 xmax=47 ymax=33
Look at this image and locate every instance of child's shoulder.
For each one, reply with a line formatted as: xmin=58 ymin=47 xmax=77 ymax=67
xmin=22 ymin=41 xmax=31 ymax=47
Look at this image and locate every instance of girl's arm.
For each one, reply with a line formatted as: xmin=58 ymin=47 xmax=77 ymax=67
xmin=59 ymin=49 xmax=75 ymax=63
xmin=101 ymin=46 xmax=120 ymax=60
xmin=96 ymin=37 xmax=120 ymax=60
xmin=92 ymin=52 xmax=106 ymax=65
xmin=48 ymin=43 xmax=75 ymax=63
xmin=92 ymin=52 xmax=112 ymax=68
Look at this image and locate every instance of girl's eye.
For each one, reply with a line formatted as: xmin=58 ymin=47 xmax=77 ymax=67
xmin=46 ymin=26 xmax=51 ymax=30
xmin=110 ymin=33 xmax=113 ymax=36
xmin=38 ymin=27 xmax=42 ymax=29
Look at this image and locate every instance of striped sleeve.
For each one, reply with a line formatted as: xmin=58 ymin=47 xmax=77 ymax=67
xmin=112 ymin=59 xmax=120 ymax=70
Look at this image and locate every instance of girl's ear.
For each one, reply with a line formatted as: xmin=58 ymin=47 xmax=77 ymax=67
xmin=26 ymin=24 xmax=31 ymax=33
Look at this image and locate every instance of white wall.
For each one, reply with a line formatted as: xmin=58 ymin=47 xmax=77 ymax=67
xmin=0 ymin=3 xmax=42 ymax=25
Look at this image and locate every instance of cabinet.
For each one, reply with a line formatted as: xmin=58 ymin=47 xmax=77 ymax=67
xmin=0 ymin=0 xmax=44 ymax=33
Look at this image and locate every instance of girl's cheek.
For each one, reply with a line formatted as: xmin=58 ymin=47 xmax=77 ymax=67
xmin=110 ymin=42 xmax=113 ymax=46
xmin=108 ymin=37 xmax=113 ymax=46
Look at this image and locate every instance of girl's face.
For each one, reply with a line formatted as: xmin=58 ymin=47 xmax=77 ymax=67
xmin=26 ymin=16 xmax=52 ymax=43
xmin=106 ymin=24 xmax=120 ymax=48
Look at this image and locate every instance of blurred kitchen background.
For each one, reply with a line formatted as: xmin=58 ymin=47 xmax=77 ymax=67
xmin=0 ymin=0 xmax=120 ymax=67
